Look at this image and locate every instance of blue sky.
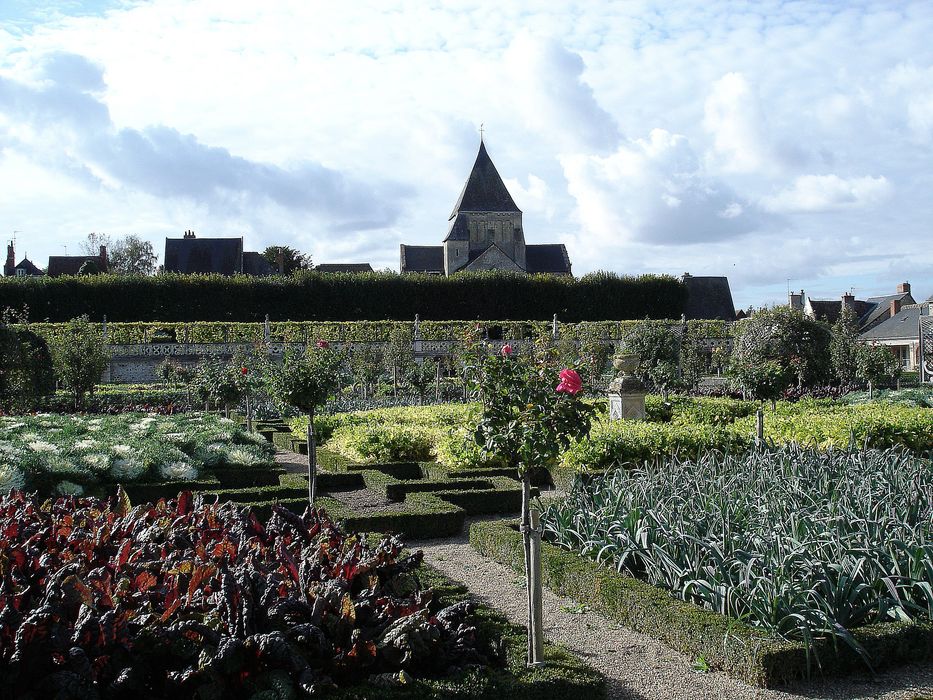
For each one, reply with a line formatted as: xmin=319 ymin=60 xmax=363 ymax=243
xmin=0 ymin=1 xmax=931 ymax=309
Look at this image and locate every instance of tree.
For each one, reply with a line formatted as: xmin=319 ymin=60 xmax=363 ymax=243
xmin=731 ymin=359 xmax=786 ymax=408
xmin=856 ymin=344 xmax=900 ymax=398
xmin=50 ymin=316 xmax=109 ymax=408
xmin=406 ymin=359 xmax=437 ymax=405
xmin=830 ymin=304 xmax=860 ymax=386
xmin=110 ymin=235 xmax=158 ymax=275
xmin=264 ymin=342 xmax=342 ymax=503
xmin=472 ymin=351 xmax=594 ymax=665
xmin=77 ymin=260 xmax=100 ymax=275
xmin=385 ymin=325 xmax=414 ymax=397
xmin=349 ymin=343 xmax=384 ymax=399
xmin=193 ymin=359 xmax=248 ymax=417
xmin=731 ymin=307 xmax=832 ymax=390
xmin=0 ymin=325 xmax=55 ymax=412
xmin=623 ymin=320 xmax=679 ymax=389
xmin=263 ymin=246 xmax=312 ymax=275
xmin=79 ymin=232 xmax=111 ymax=256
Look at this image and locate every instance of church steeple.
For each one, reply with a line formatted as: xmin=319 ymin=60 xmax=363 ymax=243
xmin=449 ymin=141 xmax=521 ymax=219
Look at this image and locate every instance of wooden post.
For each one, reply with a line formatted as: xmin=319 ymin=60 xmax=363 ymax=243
xmin=529 ymin=508 xmax=544 ymax=665
xmin=435 ymin=359 xmax=441 ymax=402
xmin=307 ymin=407 xmax=317 ymax=504
xmin=264 ymin=314 xmax=270 ymax=343
xmin=245 ymin=394 xmax=253 ymax=433
xmin=755 ymin=409 xmax=764 ymax=447
xmin=520 ymin=472 xmax=534 ymax=664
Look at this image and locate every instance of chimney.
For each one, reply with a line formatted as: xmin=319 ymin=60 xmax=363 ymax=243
xmin=276 ymin=249 xmax=285 ymax=275
xmin=184 ymin=230 xmax=196 ymax=240
xmin=890 ymin=298 xmax=901 ymax=317
xmin=4 ymin=241 xmax=14 ymax=277
xmin=99 ymin=245 xmax=107 ymax=267
xmin=788 ymin=289 xmax=804 ymax=311
xmin=841 ymin=291 xmax=855 ymax=311
xmin=897 ymin=281 xmax=910 ymax=295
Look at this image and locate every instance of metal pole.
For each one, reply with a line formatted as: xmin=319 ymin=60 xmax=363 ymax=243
xmin=755 ymin=409 xmax=764 ymax=448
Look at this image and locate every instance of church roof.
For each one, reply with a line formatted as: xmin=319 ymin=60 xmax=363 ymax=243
xmin=443 ymin=213 xmax=470 ymax=242
xmin=400 ymin=245 xmax=444 ymax=274
xmin=449 ymin=141 xmax=521 ymax=219
xmin=525 ymin=244 xmax=572 ymax=275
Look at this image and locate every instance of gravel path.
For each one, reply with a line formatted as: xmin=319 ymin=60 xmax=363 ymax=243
xmin=410 ymin=526 xmax=933 ymax=700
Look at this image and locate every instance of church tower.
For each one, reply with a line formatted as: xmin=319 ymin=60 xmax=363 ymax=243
xmin=443 ymin=140 xmax=526 ymax=275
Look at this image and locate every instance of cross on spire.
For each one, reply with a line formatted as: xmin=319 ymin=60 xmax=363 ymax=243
xmin=479 ymin=122 xmax=485 ymax=141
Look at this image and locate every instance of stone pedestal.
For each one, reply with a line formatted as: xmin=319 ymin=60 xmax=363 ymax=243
xmin=609 ymin=391 xmax=646 ymax=421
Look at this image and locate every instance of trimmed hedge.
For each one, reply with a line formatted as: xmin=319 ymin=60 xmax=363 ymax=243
xmin=2 ymin=270 xmax=684 ymax=322
xmin=470 ymin=520 xmax=933 ymax=688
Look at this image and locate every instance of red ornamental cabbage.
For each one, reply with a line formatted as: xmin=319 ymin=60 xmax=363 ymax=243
xmin=0 ymin=490 xmax=494 ymax=698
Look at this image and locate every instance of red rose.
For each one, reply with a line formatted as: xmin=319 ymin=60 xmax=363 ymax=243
xmin=501 ymin=344 xmax=513 ymax=357
xmin=555 ymin=369 xmax=583 ymax=396
xmin=241 ymin=367 xmax=248 ymax=375
xmin=316 ymin=340 xmax=329 ymax=349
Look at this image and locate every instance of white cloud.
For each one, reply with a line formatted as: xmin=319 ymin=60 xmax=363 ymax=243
xmin=561 ymin=128 xmax=768 ymax=249
xmin=761 ymin=174 xmax=893 ymax=213
xmin=504 ymin=31 xmax=620 ymax=153
xmin=703 ymin=72 xmax=777 ymax=175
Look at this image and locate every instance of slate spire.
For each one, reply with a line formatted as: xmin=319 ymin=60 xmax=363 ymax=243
xmin=449 ymin=141 xmax=521 ymax=219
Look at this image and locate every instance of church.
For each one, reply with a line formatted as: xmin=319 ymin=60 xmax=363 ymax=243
xmin=400 ymin=140 xmax=572 ymax=275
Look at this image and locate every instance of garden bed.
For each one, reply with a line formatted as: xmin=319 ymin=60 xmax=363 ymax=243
xmin=0 ymin=489 xmax=604 ymax=699
xmin=471 ymin=519 xmax=933 ymax=688
xmin=0 ymin=412 xmax=275 ymax=495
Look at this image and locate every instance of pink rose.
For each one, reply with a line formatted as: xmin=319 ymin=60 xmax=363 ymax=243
xmin=316 ymin=340 xmax=329 ymax=349
xmin=501 ymin=344 xmax=513 ymax=357
xmin=555 ymin=369 xmax=583 ymax=396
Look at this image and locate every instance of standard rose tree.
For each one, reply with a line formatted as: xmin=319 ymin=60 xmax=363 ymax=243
xmin=473 ymin=351 xmax=594 ymax=665
xmin=264 ymin=341 xmax=342 ymax=503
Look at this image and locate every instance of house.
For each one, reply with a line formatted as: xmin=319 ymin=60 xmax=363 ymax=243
xmin=47 ymin=246 xmax=108 ymax=277
xmin=399 ymin=140 xmax=572 ymax=275
xmin=163 ymin=231 xmax=273 ymax=275
xmin=315 ymin=263 xmax=374 ymax=273
xmin=859 ymin=299 xmax=932 ymax=372
xmin=682 ymin=273 xmax=736 ymax=321
xmin=4 ymin=242 xmax=43 ymax=277
xmin=789 ymin=283 xmax=915 ymax=331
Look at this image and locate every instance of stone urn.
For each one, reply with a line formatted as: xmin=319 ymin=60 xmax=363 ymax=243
xmin=608 ymin=353 xmax=646 ymax=421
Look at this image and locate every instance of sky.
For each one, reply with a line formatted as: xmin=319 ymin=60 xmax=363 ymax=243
xmin=0 ymin=0 xmax=931 ymax=310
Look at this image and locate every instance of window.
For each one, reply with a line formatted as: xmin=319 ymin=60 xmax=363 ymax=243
xmin=514 ymin=227 xmax=521 ymax=241
xmin=15 ymin=268 xmax=25 ymax=277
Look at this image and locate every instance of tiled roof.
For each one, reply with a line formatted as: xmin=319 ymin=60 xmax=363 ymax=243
xmin=683 ymin=275 xmax=736 ymax=321
xmin=525 ymin=244 xmax=572 ymax=275
xmin=14 ymin=258 xmax=43 ymax=276
xmin=859 ymin=304 xmax=927 ymax=341
xmin=47 ymin=255 xmax=108 ymax=277
xmin=242 ymin=251 xmax=274 ymax=276
xmin=315 ymin=263 xmax=374 ymax=273
xmin=449 ymin=141 xmax=521 ymax=218
xmin=860 ymin=292 xmax=914 ymax=330
xmin=400 ymin=245 xmax=444 ymax=274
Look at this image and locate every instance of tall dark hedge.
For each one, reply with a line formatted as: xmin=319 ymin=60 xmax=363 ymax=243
xmin=0 ymin=271 xmax=686 ymax=322
xmin=0 ymin=326 xmax=55 ymax=411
